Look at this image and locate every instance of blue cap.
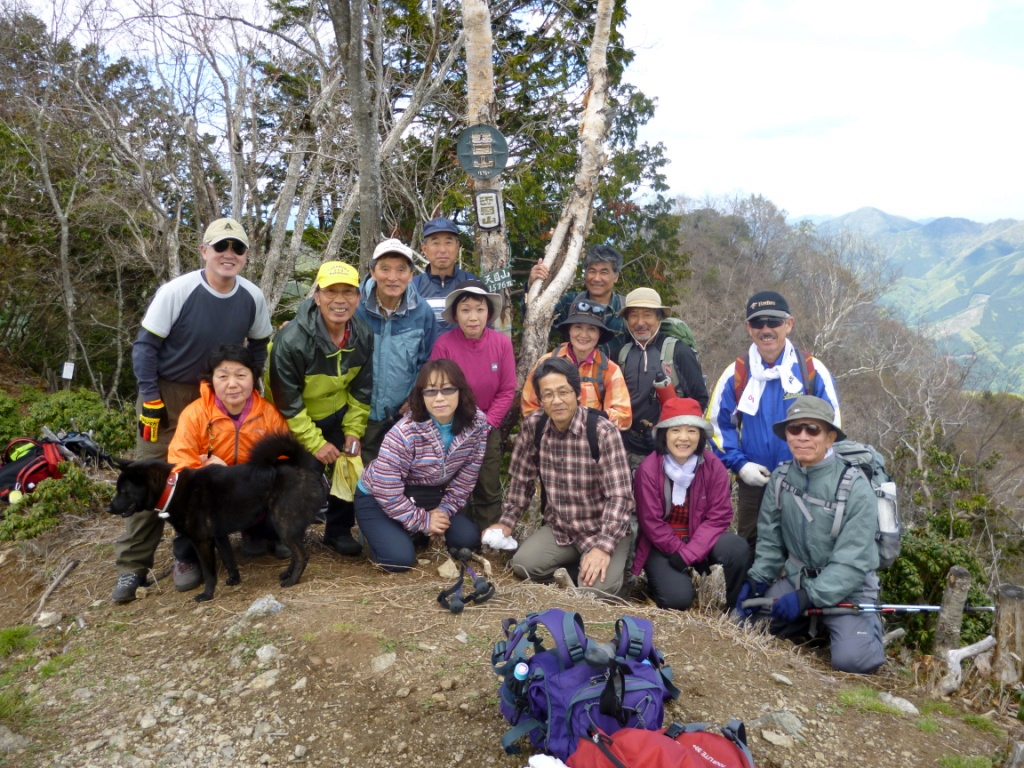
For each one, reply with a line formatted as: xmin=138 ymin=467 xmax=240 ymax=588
xmin=423 ymin=217 xmax=460 ymax=238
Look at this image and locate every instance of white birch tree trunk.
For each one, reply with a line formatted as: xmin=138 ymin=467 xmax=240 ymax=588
xmin=517 ymin=0 xmax=614 ymax=384
xmin=462 ymin=0 xmax=511 ymax=332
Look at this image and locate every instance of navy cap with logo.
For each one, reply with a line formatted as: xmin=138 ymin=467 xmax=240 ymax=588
xmin=746 ymin=290 xmax=791 ymax=320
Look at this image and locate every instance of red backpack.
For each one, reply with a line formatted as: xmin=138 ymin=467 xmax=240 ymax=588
xmin=0 ymin=439 xmax=63 ymax=503
xmin=568 ymin=721 xmax=756 ymax=768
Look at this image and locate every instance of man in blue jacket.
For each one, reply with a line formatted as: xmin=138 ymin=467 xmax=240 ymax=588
xmin=411 ymin=217 xmax=477 ymax=333
xmin=357 ymin=238 xmax=438 ymax=462
xmin=706 ymin=291 xmax=840 ymax=558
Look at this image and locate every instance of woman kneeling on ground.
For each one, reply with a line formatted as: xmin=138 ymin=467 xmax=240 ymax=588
xmin=631 ymin=397 xmax=748 ymax=611
xmin=355 ymin=359 xmax=489 ymax=572
xmin=164 ymin=343 xmax=293 ymax=593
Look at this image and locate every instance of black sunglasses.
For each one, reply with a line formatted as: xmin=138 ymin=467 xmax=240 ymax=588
xmin=211 ymin=239 xmax=248 ymax=255
xmin=785 ymin=422 xmax=824 ymax=437
xmin=748 ymin=317 xmax=785 ymax=329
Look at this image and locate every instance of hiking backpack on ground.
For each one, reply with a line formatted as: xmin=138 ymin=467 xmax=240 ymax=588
xmin=568 ymin=720 xmax=757 ymax=768
xmin=0 ymin=439 xmax=63 ymax=504
xmin=771 ymin=439 xmax=902 ymax=568
xmin=617 ymin=317 xmax=699 ymax=389
xmin=491 ymin=608 xmax=680 ymax=760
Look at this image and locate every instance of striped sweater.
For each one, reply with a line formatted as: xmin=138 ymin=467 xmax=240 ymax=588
xmin=360 ymin=409 xmax=489 ymax=532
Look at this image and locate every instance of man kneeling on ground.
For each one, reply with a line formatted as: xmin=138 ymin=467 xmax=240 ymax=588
xmin=483 ymin=357 xmax=634 ymax=599
xmin=737 ymin=396 xmax=885 ymax=675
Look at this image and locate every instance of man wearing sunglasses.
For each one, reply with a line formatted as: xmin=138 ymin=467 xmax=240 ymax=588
xmin=706 ymin=291 xmax=840 ymax=560
xmin=113 ymin=217 xmax=273 ymax=602
xmin=737 ymin=396 xmax=884 ymax=675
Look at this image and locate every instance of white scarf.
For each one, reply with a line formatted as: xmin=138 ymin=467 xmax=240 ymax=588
xmin=737 ymin=339 xmax=803 ymax=416
xmin=663 ymin=453 xmax=699 ymax=510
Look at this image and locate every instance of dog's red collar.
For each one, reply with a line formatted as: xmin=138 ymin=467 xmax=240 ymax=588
xmin=155 ymin=472 xmax=179 ymax=519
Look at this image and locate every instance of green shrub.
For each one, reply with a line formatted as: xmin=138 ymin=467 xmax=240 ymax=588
xmin=0 ymin=463 xmax=114 ymax=541
xmin=23 ymin=389 xmax=134 ymax=456
xmin=880 ymin=520 xmax=993 ymax=651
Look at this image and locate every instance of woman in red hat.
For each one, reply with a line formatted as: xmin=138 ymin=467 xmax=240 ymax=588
xmin=631 ymin=397 xmax=748 ymax=611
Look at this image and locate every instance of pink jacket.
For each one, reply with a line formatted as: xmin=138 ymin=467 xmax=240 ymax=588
xmin=631 ymin=449 xmax=734 ymax=575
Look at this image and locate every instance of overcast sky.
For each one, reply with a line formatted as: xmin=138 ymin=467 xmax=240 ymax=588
xmin=623 ymin=0 xmax=1024 ymax=222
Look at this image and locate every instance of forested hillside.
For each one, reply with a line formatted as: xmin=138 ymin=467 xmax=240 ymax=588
xmin=820 ymin=207 xmax=1024 ymax=392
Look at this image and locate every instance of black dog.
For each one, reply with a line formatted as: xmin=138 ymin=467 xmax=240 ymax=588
xmin=108 ymin=433 xmax=324 ymax=602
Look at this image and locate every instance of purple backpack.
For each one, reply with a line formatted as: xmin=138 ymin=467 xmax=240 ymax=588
xmin=491 ymin=608 xmax=680 ymax=760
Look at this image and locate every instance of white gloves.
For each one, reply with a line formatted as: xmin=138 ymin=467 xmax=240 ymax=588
xmin=738 ymin=462 xmax=772 ymax=487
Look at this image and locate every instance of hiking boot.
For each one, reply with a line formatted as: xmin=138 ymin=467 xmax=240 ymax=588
xmin=272 ymin=540 xmax=292 ymax=560
xmin=111 ymin=573 xmax=143 ymax=604
xmin=172 ymin=560 xmax=201 ymax=592
xmin=241 ymin=533 xmax=269 ymax=557
xmin=324 ymin=533 xmax=362 ymax=557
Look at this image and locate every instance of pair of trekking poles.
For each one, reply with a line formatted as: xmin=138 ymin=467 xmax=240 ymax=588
xmin=741 ymin=597 xmax=995 ymax=616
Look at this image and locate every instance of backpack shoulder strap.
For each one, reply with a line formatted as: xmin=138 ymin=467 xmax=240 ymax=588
xmin=660 ymin=336 xmax=679 ymax=388
xmin=772 ymin=462 xmax=792 ymax=511
xmin=529 ymin=608 xmax=588 ymax=667
xmin=792 ymin=345 xmax=817 ymax=394
xmin=830 ymin=464 xmax=861 ymax=540
xmin=663 ymin=473 xmax=672 ymax=519
xmin=584 ymin=409 xmax=601 ymax=463
xmin=613 ymin=615 xmax=654 ymax=661
xmin=732 ymin=353 xmax=749 ymax=404
xmin=532 ymin=412 xmax=550 ymax=459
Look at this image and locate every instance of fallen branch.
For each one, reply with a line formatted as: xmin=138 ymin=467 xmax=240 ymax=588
xmin=934 ymin=634 xmax=996 ymax=696
xmin=882 ymin=628 xmax=906 ymax=647
xmin=30 ymin=559 xmax=79 ymax=621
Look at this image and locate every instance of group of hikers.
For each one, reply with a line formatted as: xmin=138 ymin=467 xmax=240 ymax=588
xmin=112 ymin=215 xmax=885 ymax=675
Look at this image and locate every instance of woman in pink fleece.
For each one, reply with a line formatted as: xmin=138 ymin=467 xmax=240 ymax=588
xmin=430 ymin=280 xmax=516 ymax=528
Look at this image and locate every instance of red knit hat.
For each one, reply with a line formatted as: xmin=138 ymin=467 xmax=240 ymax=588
xmin=654 ymin=397 xmax=713 ymax=439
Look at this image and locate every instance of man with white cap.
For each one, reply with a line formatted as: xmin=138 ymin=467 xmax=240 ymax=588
xmin=113 ymin=217 xmax=273 ymax=602
xmin=706 ymin=290 xmax=840 ymax=558
xmin=357 ymin=237 xmax=438 ymax=462
xmin=617 ymin=287 xmax=708 ymax=469
xmin=266 ymin=261 xmax=374 ymax=557
xmin=411 ymin=217 xmax=478 ymax=333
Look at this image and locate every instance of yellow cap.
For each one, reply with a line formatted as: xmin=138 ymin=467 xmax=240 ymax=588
xmin=316 ymin=261 xmax=360 ymax=290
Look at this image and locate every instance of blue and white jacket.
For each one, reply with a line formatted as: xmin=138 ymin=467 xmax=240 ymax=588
xmin=357 ymin=280 xmax=438 ymax=421
xmin=707 ymin=350 xmax=840 ymax=473
xmin=412 ymin=266 xmax=478 ymax=334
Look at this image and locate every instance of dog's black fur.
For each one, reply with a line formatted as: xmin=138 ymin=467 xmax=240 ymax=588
xmin=108 ymin=433 xmax=324 ymax=602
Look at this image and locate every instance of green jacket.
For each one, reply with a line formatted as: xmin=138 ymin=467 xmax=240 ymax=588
xmin=749 ymin=453 xmax=879 ymax=607
xmin=265 ymin=296 xmax=374 ymax=454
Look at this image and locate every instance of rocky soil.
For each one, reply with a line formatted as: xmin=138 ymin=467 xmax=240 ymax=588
xmin=0 ymin=507 xmax=1016 ymax=768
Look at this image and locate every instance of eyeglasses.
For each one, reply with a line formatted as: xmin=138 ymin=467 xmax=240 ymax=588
xmin=211 ymin=239 xmax=248 ymax=255
xmin=785 ymin=422 xmax=825 ymax=437
xmin=422 ymin=386 xmax=458 ymax=399
xmin=572 ymin=300 xmax=607 ymax=317
xmin=748 ymin=317 xmax=785 ymax=329
xmin=540 ymin=388 xmax=576 ymax=404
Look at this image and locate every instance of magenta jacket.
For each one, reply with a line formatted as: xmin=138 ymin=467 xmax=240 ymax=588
xmin=430 ymin=327 xmax=516 ymax=430
xmin=631 ymin=448 xmax=734 ymax=575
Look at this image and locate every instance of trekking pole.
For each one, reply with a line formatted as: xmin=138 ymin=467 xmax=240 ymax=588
xmin=808 ymin=603 xmax=995 ymax=615
xmin=740 ymin=597 xmax=994 ymax=616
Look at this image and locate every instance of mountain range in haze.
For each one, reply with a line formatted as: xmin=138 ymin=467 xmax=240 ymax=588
xmin=814 ymin=207 xmax=1024 ymax=392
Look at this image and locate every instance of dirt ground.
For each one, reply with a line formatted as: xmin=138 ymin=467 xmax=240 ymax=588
xmin=0 ymin=499 xmax=1017 ymax=768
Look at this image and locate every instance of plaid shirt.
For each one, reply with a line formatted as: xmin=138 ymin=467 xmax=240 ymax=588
xmin=500 ymin=407 xmax=634 ymax=554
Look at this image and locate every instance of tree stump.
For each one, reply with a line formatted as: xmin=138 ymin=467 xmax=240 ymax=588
xmin=933 ymin=566 xmax=972 ymax=656
xmin=993 ymin=584 xmax=1024 ymax=684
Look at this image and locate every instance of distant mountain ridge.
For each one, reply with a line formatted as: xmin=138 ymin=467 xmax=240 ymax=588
xmin=818 ymin=207 xmax=1024 ymax=391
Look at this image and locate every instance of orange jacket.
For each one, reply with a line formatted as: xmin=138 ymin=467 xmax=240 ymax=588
xmin=168 ymin=381 xmax=289 ymax=470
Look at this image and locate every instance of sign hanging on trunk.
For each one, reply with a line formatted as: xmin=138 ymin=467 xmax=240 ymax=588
xmin=456 ymin=125 xmax=508 ymax=179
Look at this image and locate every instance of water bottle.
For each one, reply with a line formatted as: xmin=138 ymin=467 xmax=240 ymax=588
xmin=513 ymin=662 xmax=529 ymax=687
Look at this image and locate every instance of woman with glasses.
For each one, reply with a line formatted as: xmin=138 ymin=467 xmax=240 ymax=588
xmin=354 ymin=359 xmax=489 ymax=572
xmin=631 ymin=397 xmax=747 ymax=612
xmin=429 ymin=280 xmax=516 ymax=528
xmin=737 ymin=396 xmax=885 ymax=674
xmin=519 ymin=300 xmax=632 ymax=430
